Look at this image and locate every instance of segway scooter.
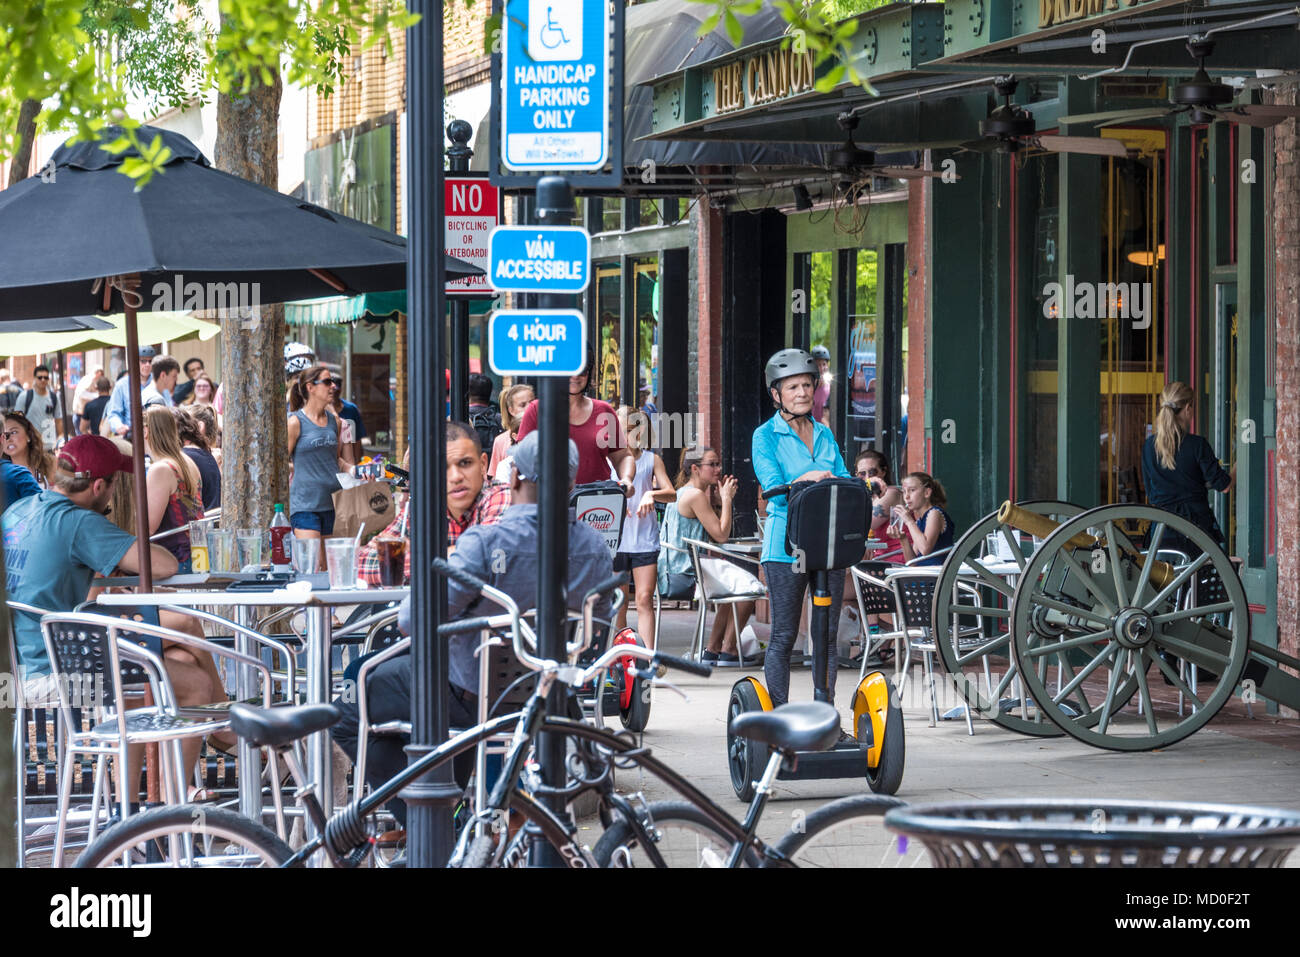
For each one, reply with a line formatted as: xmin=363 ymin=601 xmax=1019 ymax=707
xmin=727 ymin=477 xmax=905 ymax=800
xmin=570 ymin=480 xmax=653 ymax=732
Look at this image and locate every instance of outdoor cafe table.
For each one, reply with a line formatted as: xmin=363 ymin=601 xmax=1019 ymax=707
xmin=97 ymin=581 xmax=409 ymax=849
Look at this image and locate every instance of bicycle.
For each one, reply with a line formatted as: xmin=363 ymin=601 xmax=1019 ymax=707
xmin=77 ymin=560 xmax=906 ymax=867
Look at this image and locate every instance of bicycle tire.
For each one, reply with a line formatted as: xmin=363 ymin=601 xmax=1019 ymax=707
xmin=75 ymin=805 xmax=296 ymax=868
xmin=454 ymin=790 xmax=596 ymax=869
xmin=771 ymin=794 xmax=907 ymax=868
xmin=592 ymin=800 xmax=760 ymax=868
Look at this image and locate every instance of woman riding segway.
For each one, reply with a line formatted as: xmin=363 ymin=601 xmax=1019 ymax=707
xmin=752 ymin=348 xmax=853 ymax=710
xmin=725 ymin=349 xmax=904 ymax=800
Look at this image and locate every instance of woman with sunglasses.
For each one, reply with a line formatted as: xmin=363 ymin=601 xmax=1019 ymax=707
xmin=3 ymin=412 xmax=55 ymax=488
xmin=288 ymin=365 xmax=355 ymax=545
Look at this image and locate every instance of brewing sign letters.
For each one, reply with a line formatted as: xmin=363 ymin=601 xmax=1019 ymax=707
xmin=502 ymin=0 xmax=610 ymax=171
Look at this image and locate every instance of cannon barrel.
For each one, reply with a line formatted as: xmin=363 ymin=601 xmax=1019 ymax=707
xmin=996 ymin=501 xmax=1176 ymax=589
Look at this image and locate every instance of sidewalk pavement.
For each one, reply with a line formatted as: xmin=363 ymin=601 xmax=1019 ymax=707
xmin=588 ymin=607 xmax=1300 ymax=866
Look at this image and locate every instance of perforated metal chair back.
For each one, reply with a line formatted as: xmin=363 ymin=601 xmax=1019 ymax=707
xmin=481 ymin=638 xmax=538 ymax=717
xmin=892 ymin=573 xmax=939 ymax=631
xmin=363 ymin=619 xmax=405 ymax=655
xmin=852 ymin=568 xmax=896 ymax=617
xmin=43 ymin=618 xmax=150 ymax=712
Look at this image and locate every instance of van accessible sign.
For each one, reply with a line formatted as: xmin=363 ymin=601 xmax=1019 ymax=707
xmin=488 ymin=225 xmax=590 ymax=294
xmin=502 ymin=0 xmax=610 ymax=171
xmin=489 ymin=309 xmax=587 ymax=377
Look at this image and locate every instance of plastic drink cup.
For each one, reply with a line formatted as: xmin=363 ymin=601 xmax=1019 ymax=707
xmin=375 ymin=537 xmax=406 ymax=587
xmin=237 ymin=529 xmax=264 ymax=571
xmin=291 ymin=537 xmax=321 ymax=575
xmin=209 ymin=529 xmax=236 ymax=572
xmin=324 ymin=538 xmax=359 ymax=590
xmin=189 ymin=521 xmax=210 ymax=572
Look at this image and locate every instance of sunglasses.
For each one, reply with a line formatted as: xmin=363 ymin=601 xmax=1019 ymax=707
xmin=34 ymin=375 xmax=49 ymax=381
xmin=313 ymin=377 xmax=340 ymax=387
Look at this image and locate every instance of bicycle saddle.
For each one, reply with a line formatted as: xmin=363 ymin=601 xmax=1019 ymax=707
xmin=229 ymin=702 xmax=342 ymax=749
xmin=729 ymin=702 xmax=841 ymax=753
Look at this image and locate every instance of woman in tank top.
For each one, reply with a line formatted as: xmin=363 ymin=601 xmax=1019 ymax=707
xmin=143 ymin=406 xmax=204 ymax=570
xmin=288 ymin=365 xmax=355 ymax=550
xmin=612 ymin=407 xmax=677 ymax=649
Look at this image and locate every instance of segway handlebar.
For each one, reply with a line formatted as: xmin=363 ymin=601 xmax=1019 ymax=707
xmin=761 ymin=485 xmax=791 ymax=500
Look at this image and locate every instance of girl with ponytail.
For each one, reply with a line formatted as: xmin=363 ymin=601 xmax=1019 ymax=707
xmin=1140 ymin=381 xmax=1234 ymax=554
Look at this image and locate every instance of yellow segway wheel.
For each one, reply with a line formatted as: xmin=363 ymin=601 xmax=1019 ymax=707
xmin=727 ymin=677 xmax=772 ymax=802
xmin=853 ymin=670 xmax=905 ymax=795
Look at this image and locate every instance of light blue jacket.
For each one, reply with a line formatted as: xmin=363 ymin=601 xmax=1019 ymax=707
xmin=752 ymin=413 xmax=850 ymax=564
xmin=104 ymin=373 xmax=152 ymax=433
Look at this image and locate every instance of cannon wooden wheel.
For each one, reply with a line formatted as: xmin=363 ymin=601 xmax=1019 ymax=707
xmin=931 ymin=501 xmax=1087 ymax=736
xmin=1008 ymin=504 xmax=1249 ymax=752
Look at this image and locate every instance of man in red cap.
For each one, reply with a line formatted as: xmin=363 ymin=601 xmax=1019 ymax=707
xmin=3 ymin=435 xmax=228 ymax=789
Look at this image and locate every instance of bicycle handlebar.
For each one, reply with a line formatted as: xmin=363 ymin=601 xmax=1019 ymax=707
xmin=430 ymin=556 xmax=489 ymax=594
xmin=652 ymin=652 xmax=714 ymax=678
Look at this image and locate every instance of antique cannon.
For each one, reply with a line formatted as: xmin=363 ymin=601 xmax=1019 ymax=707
xmin=930 ymin=501 xmax=1300 ymax=751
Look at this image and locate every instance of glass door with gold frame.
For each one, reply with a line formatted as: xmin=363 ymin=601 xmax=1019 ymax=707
xmin=1099 ymin=136 xmax=1167 ymax=505
xmin=1213 ymin=283 xmax=1238 ymax=546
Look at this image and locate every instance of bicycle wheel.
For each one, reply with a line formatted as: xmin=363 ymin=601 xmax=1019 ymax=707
xmin=772 ymin=794 xmax=907 ymax=868
xmin=454 ymin=791 xmax=596 ymax=869
xmin=75 ymin=805 xmax=295 ymax=868
xmin=592 ymin=801 xmax=759 ymax=868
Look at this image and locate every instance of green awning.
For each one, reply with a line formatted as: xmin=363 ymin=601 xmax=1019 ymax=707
xmin=285 ymin=290 xmax=495 ymax=326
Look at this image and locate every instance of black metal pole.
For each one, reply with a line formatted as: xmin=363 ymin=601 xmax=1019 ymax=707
xmin=533 ymin=175 xmax=573 ymax=867
xmin=447 ymin=120 xmax=473 ymax=423
xmin=405 ymin=0 xmax=458 ymax=867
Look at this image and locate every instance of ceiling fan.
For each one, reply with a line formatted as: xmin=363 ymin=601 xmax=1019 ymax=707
xmin=961 ymin=76 xmax=1128 ymax=158
xmin=1060 ymin=40 xmax=1300 ymax=129
xmin=822 ymin=112 xmax=951 ymax=188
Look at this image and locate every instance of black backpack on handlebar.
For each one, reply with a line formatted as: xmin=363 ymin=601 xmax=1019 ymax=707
xmin=783 ymin=477 xmax=869 ymax=572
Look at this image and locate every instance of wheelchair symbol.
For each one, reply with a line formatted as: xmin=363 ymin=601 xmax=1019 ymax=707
xmin=527 ymin=0 xmax=581 ymax=61
xmin=539 ymin=7 xmax=568 ymax=48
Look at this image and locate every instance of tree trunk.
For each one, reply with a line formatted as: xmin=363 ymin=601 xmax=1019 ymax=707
xmin=214 ymin=72 xmax=288 ymax=533
xmin=8 ymin=99 xmax=40 ymax=187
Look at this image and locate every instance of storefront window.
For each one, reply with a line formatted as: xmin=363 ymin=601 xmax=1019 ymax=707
xmin=595 ymin=263 xmax=622 ymax=404
xmin=351 ymin=320 xmax=395 ymax=454
xmin=1099 ymin=149 xmax=1165 ymax=504
xmin=600 ymin=199 xmax=623 ymax=234
xmin=632 ymin=257 xmax=658 ymax=415
xmin=847 ymin=250 xmax=878 ymax=466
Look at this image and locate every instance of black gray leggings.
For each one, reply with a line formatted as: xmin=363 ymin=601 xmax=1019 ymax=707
xmin=762 ymin=561 xmax=846 ymax=707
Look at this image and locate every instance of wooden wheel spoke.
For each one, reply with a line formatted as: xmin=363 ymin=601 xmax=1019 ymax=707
xmin=1149 ymin=648 xmax=1205 ymax=710
xmin=1000 ymin=525 xmax=1027 ymax=571
xmin=1057 ymin=549 xmax=1117 ymax=616
xmin=1097 ymin=648 xmax=1127 ymax=735
xmin=1104 ymin=522 xmax=1129 ymax=607
xmin=1052 ymin=642 xmax=1116 ymax=702
xmin=961 ymin=558 xmax=1015 ymax=598
xmin=1131 ymin=522 xmax=1166 ymax=605
xmin=1030 ymin=594 xmax=1112 ymax=628
xmin=1022 ymin=628 xmax=1112 ymax=659
xmin=1144 ymin=551 xmax=1210 ymax=612
xmin=1152 ymin=602 xmax=1235 ymax=625
xmin=956 ymin=632 xmax=1011 ymax=665
xmin=1053 ymin=651 xmax=1096 ymax=715
xmin=1133 ymin=654 xmax=1160 ymax=735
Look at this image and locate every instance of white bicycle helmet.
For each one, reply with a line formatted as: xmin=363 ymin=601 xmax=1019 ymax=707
xmin=284 ymin=341 xmax=315 ymax=377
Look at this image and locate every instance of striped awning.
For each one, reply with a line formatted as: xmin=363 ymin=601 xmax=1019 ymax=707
xmin=285 ymin=291 xmax=495 ymax=326
xmin=285 ymin=291 xmax=408 ymax=326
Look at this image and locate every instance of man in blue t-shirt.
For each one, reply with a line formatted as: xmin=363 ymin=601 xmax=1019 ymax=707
xmin=3 ymin=436 xmax=179 ymax=686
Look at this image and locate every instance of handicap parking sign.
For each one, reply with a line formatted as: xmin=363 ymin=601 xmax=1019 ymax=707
xmin=502 ymin=0 xmax=610 ymax=171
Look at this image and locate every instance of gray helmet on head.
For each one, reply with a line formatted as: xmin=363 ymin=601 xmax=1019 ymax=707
xmin=765 ymin=348 xmax=818 ymax=390
xmin=810 ymin=345 xmax=830 ymax=361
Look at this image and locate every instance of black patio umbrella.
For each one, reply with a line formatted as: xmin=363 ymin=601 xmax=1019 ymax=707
xmin=0 ymin=126 xmax=481 ymax=588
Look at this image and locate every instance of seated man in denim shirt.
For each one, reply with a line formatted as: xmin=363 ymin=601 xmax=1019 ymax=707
xmin=331 ymin=431 xmax=613 ymax=827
